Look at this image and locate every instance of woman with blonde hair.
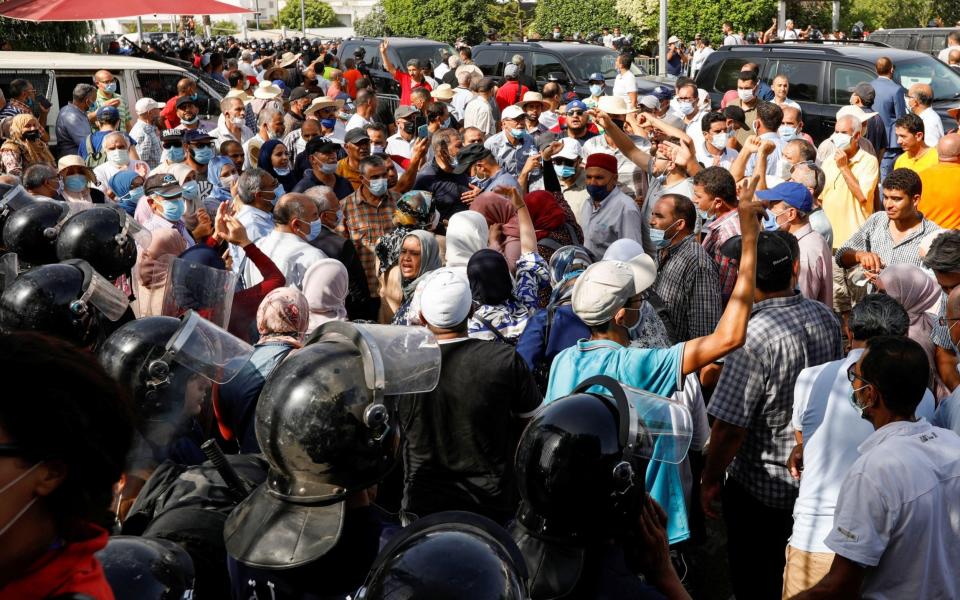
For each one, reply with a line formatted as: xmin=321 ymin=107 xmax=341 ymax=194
xmin=0 ymin=114 xmax=54 ymax=176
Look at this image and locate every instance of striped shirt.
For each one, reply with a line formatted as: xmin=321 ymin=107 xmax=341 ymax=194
xmin=341 ymin=189 xmax=397 ymax=297
xmin=701 ymin=208 xmax=741 ymax=303
xmin=835 ymin=211 xmax=941 ymax=269
xmin=654 ymin=235 xmax=723 ymax=342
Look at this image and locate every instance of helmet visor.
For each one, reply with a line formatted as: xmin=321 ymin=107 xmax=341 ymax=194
xmin=160 ymin=257 xmax=237 ymax=329
xmin=622 ymin=384 xmax=693 ymax=465
xmin=165 ymin=310 xmax=253 ymax=383
xmin=78 ymin=268 xmax=129 ymax=321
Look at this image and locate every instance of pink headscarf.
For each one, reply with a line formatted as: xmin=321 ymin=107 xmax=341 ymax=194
xmin=470 ymin=192 xmax=521 ymax=272
xmin=256 ymin=287 xmax=310 ymax=348
xmin=302 ymin=259 xmax=349 ymax=333
xmin=132 ymin=229 xmax=189 ymax=317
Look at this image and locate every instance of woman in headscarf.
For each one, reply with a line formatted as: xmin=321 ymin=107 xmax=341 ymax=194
xmin=217 ymin=287 xmax=310 ymax=453
xmin=444 ymin=210 xmax=489 ymax=277
xmin=375 ymin=190 xmax=437 ymax=322
xmin=391 ymin=230 xmax=442 ymax=326
xmin=302 ymin=259 xmax=349 ymax=334
xmin=470 ymin=192 xmax=521 ymax=272
xmin=204 ymin=155 xmax=237 ymax=217
xmin=57 ymin=155 xmax=106 ymax=204
xmin=132 ymin=228 xmax=189 ymax=318
xmin=108 ymin=170 xmax=145 ymax=216
xmin=877 ymin=264 xmax=948 ymax=399
xmin=601 ymin=240 xmax=675 ymax=348
xmin=467 ymin=187 xmax=549 ymax=341
xmin=0 ymin=114 xmax=54 ymax=176
xmin=258 ymin=138 xmax=298 ymax=193
xmin=524 ymin=190 xmax=583 ymax=263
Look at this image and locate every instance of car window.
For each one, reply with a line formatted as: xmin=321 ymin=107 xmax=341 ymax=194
xmin=135 ymin=71 xmax=179 ymax=106
xmin=915 ymin=35 xmax=937 ymax=54
xmin=712 ymin=58 xmax=750 ymax=94
xmin=562 ymin=49 xmax=621 ymax=80
xmin=532 ymin=52 xmax=565 ymax=82
xmin=896 ymin=56 xmax=960 ymax=101
xmin=0 ymin=70 xmax=51 ymax=107
xmin=829 ymin=65 xmax=874 ymax=105
xmin=360 ymin=42 xmax=382 ymax=70
xmin=474 ymin=49 xmax=505 ymax=78
xmin=767 ymin=59 xmax=820 ymax=102
xmin=883 ymin=34 xmax=913 ymax=50
xmin=394 ymin=44 xmax=456 ymax=72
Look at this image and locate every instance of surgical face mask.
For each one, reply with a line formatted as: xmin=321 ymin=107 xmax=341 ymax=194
xmin=221 ymin=174 xmax=237 ymax=189
xmin=590 ymin=84 xmax=604 ymax=97
xmin=0 ymin=462 xmax=43 ymax=539
xmin=107 ymin=148 xmax=129 ymax=166
xmin=586 ymin=184 xmax=612 ymax=202
xmin=319 ymin=161 xmax=337 ymax=175
xmin=762 ymin=208 xmax=782 ymax=231
xmin=676 ymin=100 xmax=694 ymax=116
xmin=776 ymin=158 xmax=793 ymax=179
xmin=371 ymin=144 xmax=384 ymax=155
xmin=553 ymin=31 xmax=561 ymax=39
xmin=649 ymin=220 xmax=680 ymax=249
xmin=165 ymin=146 xmax=186 ymax=163
xmin=325 ymin=209 xmax=344 ymax=228
xmin=160 ymin=198 xmax=186 ymax=221
xmin=275 ymin=165 xmax=292 ymax=176
xmin=181 ymin=180 xmax=199 ymax=202
xmin=696 ymin=206 xmax=713 ymax=222
xmin=191 ymin=146 xmax=214 ymax=164
xmin=737 ymin=88 xmax=755 ymax=102
xmin=63 ymin=174 xmax=88 ymax=192
xmin=180 ymin=115 xmax=199 ymax=126
xmin=710 ymin=131 xmax=728 ymax=151
xmin=554 ymin=164 xmax=576 ymax=179
xmin=231 ymin=116 xmax=245 ymax=127
xmin=305 ymin=218 xmax=323 ymax=241
xmin=849 ymin=383 xmax=872 ymax=418
xmin=441 ymin=117 xmax=452 ymax=128
xmin=832 ymin=132 xmax=852 ymax=151
xmin=320 ymin=117 xmax=337 ymax=129
xmin=778 ymin=125 xmax=798 ymax=141
xmin=118 ymin=187 xmax=143 ymax=214
xmin=103 ymin=81 xmax=118 ymax=94
xmin=509 ymin=128 xmax=527 ymax=140
xmin=271 ymin=184 xmax=285 ymax=205
xmin=368 ymin=177 xmax=389 ymax=197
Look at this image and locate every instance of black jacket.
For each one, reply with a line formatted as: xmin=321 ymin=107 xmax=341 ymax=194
xmin=309 ymin=226 xmax=376 ymax=321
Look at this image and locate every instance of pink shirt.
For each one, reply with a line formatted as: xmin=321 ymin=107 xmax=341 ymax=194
xmin=795 ymin=223 xmax=833 ymax=307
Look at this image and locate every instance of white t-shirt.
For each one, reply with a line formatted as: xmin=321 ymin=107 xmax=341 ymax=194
xmin=790 ymin=350 xmax=936 ymax=553
xmin=691 ymin=47 xmax=714 ymax=73
xmin=937 ymin=45 xmax=960 ymax=62
xmin=779 ymin=28 xmax=799 ymax=40
xmin=385 ymin=132 xmax=414 ymax=160
xmin=612 ymin=71 xmax=638 ymax=105
xmin=345 ymin=113 xmax=372 ymax=133
xmin=825 ymin=419 xmax=960 ymax=599
xmin=919 ymin=107 xmax=944 ymax=147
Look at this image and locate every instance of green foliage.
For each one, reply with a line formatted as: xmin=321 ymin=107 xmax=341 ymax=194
xmin=0 ymin=18 xmax=92 ymax=53
xmin=354 ymin=2 xmax=390 ymax=37
xmin=278 ymin=0 xmax=339 ymax=30
xmin=383 ymin=0 xmax=491 ymax=45
xmin=211 ymin=20 xmax=239 ymax=35
xmin=666 ymin=0 xmax=777 ymax=46
xmin=487 ymin=0 xmax=533 ymax=41
xmin=844 ymin=0 xmax=935 ymax=30
xmin=531 ymin=0 xmax=638 ymax=40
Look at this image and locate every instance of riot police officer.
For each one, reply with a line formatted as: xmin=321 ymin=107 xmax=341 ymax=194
xmin=56 ymin=204 xmax=149 ymax=281
xmin=223 ymin=321 xmax=441 ymax=599
xmin=2 ymin=198 xmax=70 ymax=266
xmin=96 ymin=536 xmax=196 ymax=600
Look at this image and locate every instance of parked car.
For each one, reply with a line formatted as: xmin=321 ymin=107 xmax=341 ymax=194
xmin=867 ymin=27 xmax=960 ymax=58
xmin=696 ymin=41 xmax=960 ymax=142
xmin=471 ymin=40 xmax=662 ymax=99
xmin=0 ymin=51 xmax=225 ymax=144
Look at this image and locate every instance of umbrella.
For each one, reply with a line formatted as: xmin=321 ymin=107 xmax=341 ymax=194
xmin=0 ymin=0 xmax=251 ymax=21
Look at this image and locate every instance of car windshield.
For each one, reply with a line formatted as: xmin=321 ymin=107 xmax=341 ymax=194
xmin=895 ymin=56 xmax=960 ymax=101
xmin=564 ymin=49 xmax=644 ymax=80
xmin=394 ymin=44 xmax=456 ymax=70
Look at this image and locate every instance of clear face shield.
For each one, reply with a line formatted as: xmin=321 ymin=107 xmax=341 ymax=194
xmin=0 ymin=185 xmax=33 ymax=219
xmin=160 ymin=257 xmax=237 ymax=329
xmin=154 ymin=310 xmax=255 ymax=384
xmin=112 ymin=205 xmax=152 ymax=250
xmin=69 ymin=262 xmax=130 ymax=322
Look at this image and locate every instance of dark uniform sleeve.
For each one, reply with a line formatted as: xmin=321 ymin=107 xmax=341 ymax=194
xmin=341 ymin=239 xmax=374 ymax=321
xmin=511 ymin=350 xmax=543 ymax=416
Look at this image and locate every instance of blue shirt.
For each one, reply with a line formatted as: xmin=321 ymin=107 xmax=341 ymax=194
xmin=545 ymin=339 xmax=690 ymax=543
xmin=516 ymin=304 xmax=590 ymax=372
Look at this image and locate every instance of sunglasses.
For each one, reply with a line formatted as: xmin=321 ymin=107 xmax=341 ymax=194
xmin=567 ymin=110 xmax=585 ymax=116
xmin=162 ymin=141 xmax=183 ymax=149
xmin=191 ymin=142 xmax=213 ymax=149
xmin=553 ymin=158 xmax=576 ymax=167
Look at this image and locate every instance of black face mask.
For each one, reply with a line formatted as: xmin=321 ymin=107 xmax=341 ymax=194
xmin=402 ymin=121 xmax=416 ymax=135
xmin=22 ymin=130 xmax=41 ymax=142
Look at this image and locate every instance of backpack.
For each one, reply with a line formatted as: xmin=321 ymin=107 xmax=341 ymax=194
xmin=477 ymin=315 xmax=518 ymax=346
xmin=83 ymin=134 xmax=107 ymax=168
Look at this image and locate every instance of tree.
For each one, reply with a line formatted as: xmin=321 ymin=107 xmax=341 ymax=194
xmin=383 ymin=0 xmax=491 ymax=44
xmin=0 ymin=18 xmax=92 ymax=53
xmin=665 ymin=0 xmax=777 ymax=45
xmin=530 ymin=0 xmax=638 ymax=41
xmin=278 ymin=0 xmax=339 ymax=30
xmin=354 ymin=2 xmax=390 ymax=37
xmin=487 ymin=0 xmax=531 ymax=41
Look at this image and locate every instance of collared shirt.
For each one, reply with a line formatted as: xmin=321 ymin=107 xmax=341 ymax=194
xmin=708 ymin=293 xmax=843 ymax=509
xmin=695 ymin=138 xmax=739 ymax=170
xmin=654 ymin=235 xmax=722 ymax=341
xmin=745 ymin=131 xmax=784 ymax=177
xmin=231 ymin=204 xmax=275 ymax=274
xmin=825 ymin=419 xmax=960 ymax=598
xmin=794 ymin=223 xmax=833 ymax=307
xmin=450 ymin=87 xmax=474 ymax=120
xmin=791 ymin=350 xmax=937 ymax=553
xmin=464 ymin=95 xmax=496 ymax=136
xmin=242 ymin=229 xmax=327 ymax=290
xmin=479 ymin=168 xmax=520 ymax=194
xmin=55 ymin=103 xmax=92 ymax=157
xmin=918 ymin=163 xmax=960 ymax=230
xmin=142 ymin=212 xmax=195 ymax=247
xmin=484 ymin=130 xmax=539 ymax=180
xmin=701 ymin=208 xmax=741 ymax=302
xmin=894 ymin=147 xmax=938 ymax=173
xmin=128 ymin=120 xmax=161 ymax=169
xmin=836 ymin=211 xmax=941 ymax=269
xmin=342 ymin=189 xmax=397 ymax=296
xmin=820 ymin=149 xmax=879 ymax=249
xmin=582 ymin=186 xmax=644 ymax=257
xmin=918 ymin=106 xmax=944 ymax=147
xmin=90 ymin=91 xmax=131 ymax=128
xmin=337 ymin=158 xmax=362 ymax=190
xmin=213 ymin=123 xmax=255 ymax=148
xmin=385 ymin=133 xmax=414 ymax=161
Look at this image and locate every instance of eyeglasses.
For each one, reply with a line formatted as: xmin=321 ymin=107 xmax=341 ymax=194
xmin=846 ymin=364 xmax=873 ymax=385
xmin=553 ymin=158 xmax=576 ymax=167
xmin=567 ymin=110 xmax=585 ymax=116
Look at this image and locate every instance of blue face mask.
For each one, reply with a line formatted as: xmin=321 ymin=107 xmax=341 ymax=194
xmin=696 ymin=207 xmax=713 ymax=223
xmin=509 ymin=128 xmax=527 ymax=140
xmin=191 ymin=146 xmax=214 ymax=164
xmin=104 ymin=81 xmax=117 ymax=94
xmin=271 ymin=184 xmax=285 ymax=205
xmin=762 ymin=208 xmax=781 ymax=231
xmin=63 ymin=174 xmax=88 ymax=192
xmin=306 ymin=218 xmax=323 ymax=241
xmin=368 ymin=177 xmax=389 ymax=197
xmin=778 ymin=125 xmax=797 ymax=141
xmin=586 ymin=184 xmax=612 ymax=202
xmin=554 ymin=164 xmax=576 ymax=179
xmin=649 ymin=220 xmax=679 ymax=249
xmin=118 ymin=187 xmax=144 ymax=214
xmin=166 ymin=146 xmax=186 ymax=163
xmin=160 ymin=198 xmax=185 ymax=221
xmin=320 ymin=118 xmax=337 ymax=129
xmin=181 ymin=181 xmax=199 ymax=202
xmin=275 ymin=166 xmax=291 ymax=176
xmin=590 ymin=84 xmax=604 ymax=97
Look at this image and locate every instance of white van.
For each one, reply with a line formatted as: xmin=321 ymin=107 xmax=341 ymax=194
xmin=0 ymin=52 xmax=225 ymax=144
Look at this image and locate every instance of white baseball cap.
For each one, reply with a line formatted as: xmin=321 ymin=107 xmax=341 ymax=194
xmin=836 ymin=104 xmax=877 ymax=123
xmin=554 ymin=137 xmax=582 ymax=161
xmin=501 ymin=104 xmax=525 ymax=121
xmin=419 ymin=269 xmax=472 ymax=328
xmin=135 ymin=97 xmax=162 ymax=114
xmin=571 ymin=255 xmax=657 ymax=325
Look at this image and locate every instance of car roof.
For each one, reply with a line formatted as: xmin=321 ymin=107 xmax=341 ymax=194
xmin=476 ymin=41 xmax=614 ymax=54
xmin=712 ymin=42 xmax=934 ymax=63
xmin=871 ymin=27 xmax=960 ymax=33
xmin=0 ymin=51 xmax=189 ymax=72
xmin=344 ymin=37 xmax=449 ymax=47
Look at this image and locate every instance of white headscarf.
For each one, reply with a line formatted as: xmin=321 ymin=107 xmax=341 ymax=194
xmin=302 ymin=259 xmax=349 ymax=333
xmin=445 ymin=211 xmax=489 ymax=271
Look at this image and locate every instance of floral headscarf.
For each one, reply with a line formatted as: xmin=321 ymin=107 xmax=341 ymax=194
xmin=256 ymin=286 xmax=310 ymax=348
xmin=3 ymin=114 xmax=54 ymax=169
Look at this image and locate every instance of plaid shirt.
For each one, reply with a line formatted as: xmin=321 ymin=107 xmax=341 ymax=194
xmin=341 ymin=189 xmax=397 ymax=297
xmin=708 ymin=293 xmax=842 ymax=509
xmin=653 ymin=235 xmax=722 ymax=342
xmin=701 ymin=208 xmax=741 ymax=303
xmin=835 ymin=211 xmax=941 ymax=269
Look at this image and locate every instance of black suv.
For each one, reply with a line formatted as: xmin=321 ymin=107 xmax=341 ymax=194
xmin=471 ymin=40 xmax=659 ymax=98
xmin=696 ymin=41 xmax=960 ymax=142
xmin=336 ymin=36 xmax=456 ymax=99
xmin=867 ymin=28 xmax=960 ymax=58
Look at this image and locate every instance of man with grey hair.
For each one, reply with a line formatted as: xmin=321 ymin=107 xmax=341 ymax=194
xmin=450 ymin=70 xmax=475 ymax=122
xmin=511 ymin=54 xmax=536 ymax=93
xmin=790 ymin=161 xmax=834 ymax=248
xmin=243 ymin=106 xmax=285 ymax=169
xmin=213 ymin=96 xmax=254 ymax=147
xmin=231 ymin=167 xmax=281 ymax=272
xmin=783 ymin=294 xmax=936 ymax=597
xmin=303 ymin=185 xmax=372 ymax=319
xmin=241 ymin=192 xmax=326 ymax=289
xmin=907 ymin=82 xmax=943 ymax=147
xmin=923 ymin=230 xmax=960 ymax=392
xmin=23 ymin=164 xmax=60 ymax=200
xmin=56 ymin=83 xmax=97 ymax=157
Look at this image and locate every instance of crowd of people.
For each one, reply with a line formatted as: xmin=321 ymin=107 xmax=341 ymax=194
xmin=0 ymin=26 xmax=958 ymax=600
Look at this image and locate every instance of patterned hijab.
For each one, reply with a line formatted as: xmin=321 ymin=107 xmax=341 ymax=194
xmin=256 ymin=287 xmax=311 ymax=348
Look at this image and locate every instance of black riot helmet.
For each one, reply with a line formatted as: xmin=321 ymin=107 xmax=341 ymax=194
xmin=56 ymin=204 xmax=146 ymax=280
xmin=224 ymin=321 xmax=441 ymax=569
xmin=2 ymin=199 xmax=70 ymax=266
xmin=97 ymin=536 xmax=195 ymax=600
xmin=355 ymin=511 xmax=529 ymax=600
xmin=0 ymin=183 xmax=28 ymax=232
xmin=0 ymin=258 xmax=129 ymax=347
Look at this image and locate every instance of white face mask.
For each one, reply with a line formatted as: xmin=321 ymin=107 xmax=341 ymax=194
xmin=710 ymin=131 xmax=729 ymax=151
xmin=737 ymin=88 xmax=755 ymax=102
xmin=107 ymin=148 xmax=130 ymax=166
xmin=0 ymin=462 xmax=42 ymax=539
xmin=832 ymin=132 xmax=852 ymax=151
xmin=776 ymin=157 xmax=793 ymax=179
xmin=676 ymin=100 xmax=694 ymax=116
